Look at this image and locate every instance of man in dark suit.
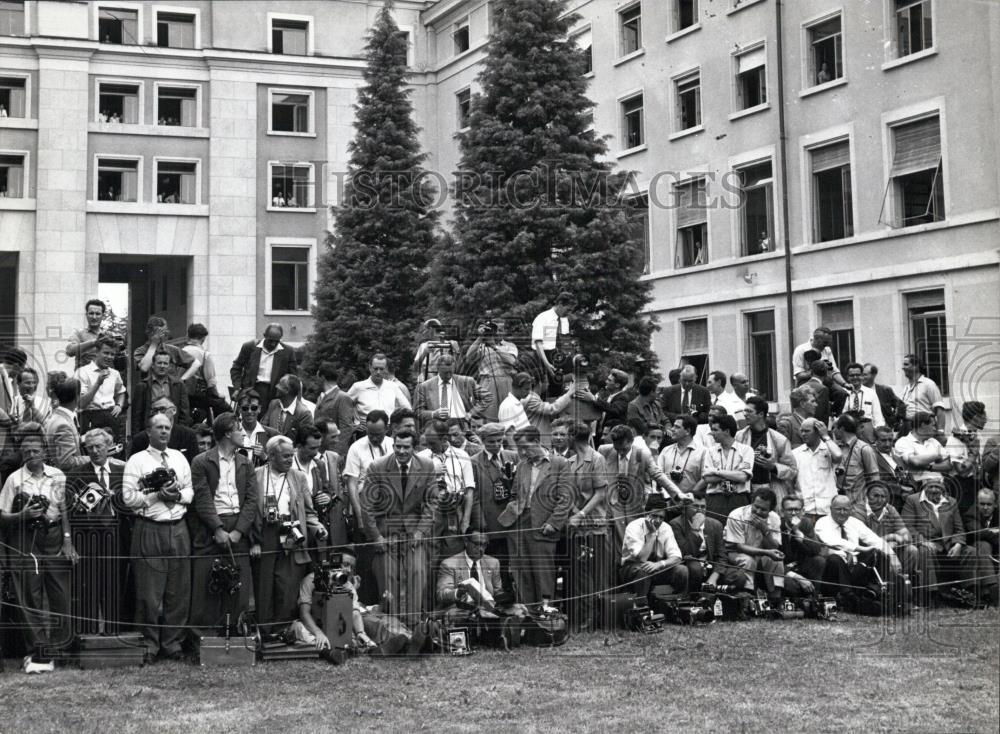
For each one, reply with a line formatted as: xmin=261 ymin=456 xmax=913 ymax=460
xmin=777 ymin=494 xmax=826 ymax=595
xmin=362 ymin=429 xmax=436 ymax=617
xmin=669 ymin=492 xmax=725 ymax=591
xmin=659 ymin=365 xmax=711 ymax=425
xmin=131 ymin=350 xmax=191 ymax=435
xmin=413 ymin=353 xmax=490 ymax=428
xmin=67 ymin=427 xmax=127 ymax=635
xmin=576 ymin=368 xmax=631 ymax=437
xmin=128 ymin=396 xmax=200 ymax=464
xmin=188 ymin=413 xmax=258 ymax=641
xmin=313 ymin=362 xmax=355 ymax=457
xmin=469 ymin=423 xmax=518 ymax=586
xmin=230 ymin=324 xmax=298 ymax=408
xmin=498 ymin=425 xmax=573 ymax=608
xmin=963 ymin=488 xmax=999 ymax=604
xmin=863 ymin=363 xmax=900 ymax=432
xmin=262 ymin=374 xmax=314 ymax=440
xmin=901 ymin=476 xmax=976 ymax=594
xmin=43 ymin=378 xmax=90 ymax=472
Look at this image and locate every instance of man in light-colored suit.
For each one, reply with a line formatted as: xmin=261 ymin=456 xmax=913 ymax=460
xmin=498 ymin=425 xmax=574 ymax=608
xmin=262 ymin=374 xmax=314 ymax=440
xmin=600 ymin=424 xmax=687 ymax=558
xmin=43 ymin=378 xmax=90 ymax=472
xmin=436 ymin=531 xmax=506 ymax=617
xmin=413 ymin=354 xmax=490 ymax=428
xmin=734 ymin=395 xmax=798 ymax=505
xmin=362 ymin=429 xmax=436 ymax=617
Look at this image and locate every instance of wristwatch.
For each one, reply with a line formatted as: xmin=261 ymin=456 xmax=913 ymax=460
xmin=63 ymin=531 xmax=71 ymax=539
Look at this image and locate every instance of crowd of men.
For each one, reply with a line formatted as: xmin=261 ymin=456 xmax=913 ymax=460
xmin=0 ymin=296 xmax=996 ymax=673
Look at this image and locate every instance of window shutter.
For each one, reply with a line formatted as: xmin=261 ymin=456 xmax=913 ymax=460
xmin=737 ymin=47 xmax=766 ymax=74
xmin=6 ymin=162 xmax=23 ymax=197
xmin=122 ymin=95 xmax=138 ymax=124
xmin=179 ymin=172 xmax=195 ymax=204
xmin=675 ymin=180 xmax=707 ymax=228
xmin=9 ymin=87 xmax=25 ymax=117
xmin=890 ymin=116 xmax=941 ymax=177
xmin=180 ymin=98 xmax=195 ymax=126
xmin=121 ymin=170 xmax=137 ymax=201
xmin=811 ymin=140 xmax=850 ymax=173
xmin=906 ymin=289 xmax=944 ymax=312
xmin=294 ymin=103 xmax=308 ymax=132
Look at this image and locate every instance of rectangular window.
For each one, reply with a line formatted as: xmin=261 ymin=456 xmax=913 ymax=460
xmin=573 ymin=28 xmax=593 ymax=75
xmin=811 ymin=140 xmax=853 ymax=242
xmin=907 ymin=289 xmax=948 ymax=395
xmin=621 ymin=94 xmax=644 ymax=149
xmin=98 ymin=82 xmax=141 ymax=124
xmin=97 ymin=158 xmax=139 ymax=202
xmin=675 ymin=71 xmax=701 ymax=131
xmin=270 ymin=163 xmax=313 ymax=208
xmin=885 ymin=115 xmax=944 ymax=227
xmin=808 ymin=16 xmax=843 ymax=85
xmin=0 ymin=76 xmax=27 ymax=118
xmin=628 ymin=194 xmax=650 ymax=275
xmin=156 ymin=11 xmax=195 ymax=49
xmin=674 ymin=178 xmax=707 ymax=268
xmin=746 ymin=310 xmax=777 ymax=401
xmin=270 ymin=91 xmax=311 ymax=134
xmin=819 ymin=301 xmax=855 ymax=367
xmin=737 ymin=161 xmax=773 ymax=256
xmin=456 ymin=89 xmax=471 ymax=129
xmin=620 ymin=4 xmax=642 ymax=56
xmin=0 ymin=153 xmax=25 ymax=198
xmin=99 ymin=8 xmax=138 ymax=45
xmin=453 ymin=20 xmax=470 ymax=54
xmin=736 ymin=46 xmax=767 ymax=109
xmin=676 ymin=0 xmax=698 ymax=31
xmin=272 ymin=18 xmax=308 ymax=55
xmin=0 ymin=1 xmax=24 ymax=36
xmin=157 ymin=86 xmax=197 ymax=127
xmin=271 ymin=246 xmax=310 ymax=312
xmin=156 ymin=160 xmax=197 ymax=204
xmin=895 ymin=0 xmax=932 ymax=58
xmin=681 ymin=318 xmax=709 ymax=385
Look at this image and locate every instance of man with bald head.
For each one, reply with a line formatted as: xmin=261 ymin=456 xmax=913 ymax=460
xmin=231 ymin=323 xmax=298 ymax=408
xmin=128 ymin=396 xmax=200 ymax=463
xmin=730 ymin=373 xmax=756 ymax=403
xmin=964 ymin=488 xmax=1000 ymax=604
xmin=816 ymin=494 xmax=903 ymax=597
xmin=659 ymin=365 xmax=711 ymax=425
xmin=414 ymin=353 xmax=490 ymax=428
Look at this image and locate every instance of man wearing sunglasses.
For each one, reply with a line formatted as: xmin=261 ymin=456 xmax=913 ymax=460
xmin=235 ymin=389 xmax=278 ymax=467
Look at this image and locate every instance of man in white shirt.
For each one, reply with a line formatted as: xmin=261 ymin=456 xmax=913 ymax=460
xmin=419 ymin=419 xmax=476 ymax=562
xmin=840 ymin=362 xmax=885 ymax=443
xmin=657 ymin=414 xmax=704 ymax=496
xmin=792 ymin=417 xmax=843 ymax=521
xmin=343 ymin=409 xmax=394 ymax=532
xmin=792 ymin=326 xmax=846 ymax=387
xmin=531 ymin=291 xmax=576 ymax=397
xmin=944 ymin=400 xmax=988 ymax=513
xmin=723 ymin=488 xmax=785 ymax=602
xmin=235 ymin=389 xmax=277 ymax=467
xmin=497 ymin=372 xmax=533 ymax=433
xmin=620 ymin=494 xmax=688 ymax=599
xmin=899 ymin=353 xmax=946 ymax=432
xmin=122 ymin=412 xmax=194 ymax=660
xmin=707 ymin=370 xmax=747 ymax=427
xmin=75 ymin=336 xmax=126 ymax=443
xmin=347 ymin=352 xmax=412 ymax=425
xmin=815 ymin=495 xmax=902 ymax=596
xmin=893 ymin=411 xmax=951 ymax=486
xmin=701 ymin=414 xmax=755 ymax=522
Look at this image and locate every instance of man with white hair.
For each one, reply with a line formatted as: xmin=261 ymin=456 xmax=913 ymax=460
xmin=792 ymin=417 xmax=843 ymax=522
xmin=660 ymin=364 xmax=711 ymax=425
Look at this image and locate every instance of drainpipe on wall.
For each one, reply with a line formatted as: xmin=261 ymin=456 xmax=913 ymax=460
xmin=775 ymin=0 xmax=796 ymax=378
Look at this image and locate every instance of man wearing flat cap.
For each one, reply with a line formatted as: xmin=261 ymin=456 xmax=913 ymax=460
xmin=619 ymin=493 xmax=689 ymax=599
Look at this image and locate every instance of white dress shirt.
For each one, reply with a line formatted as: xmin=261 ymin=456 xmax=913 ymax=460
xmin=75 ymin=362 xmax=125 ymax=410
xmin=439 ymin=377 xmax=467 ymax=419
xmin=215 ymin=450 xmax=240 ymax=515
xmin=815 ymin=514 xmax=891 ymax=560
xmin=713 ymin=391 xmax=747 ymax=424
xmin=842 ymin=384 xmax=885 ymax=426
xmin=343 ymin=435 xmax=394 ymax=487
xmin=531 ymin=308 xmax=568 ymax=350
xmin=701 ymin=442 xmax=754 ymax=494
xmin=621 ymin=516 xmax=682 ymax=564
xmin=346 ymin=377 xmax=411 ymax=422
xmin=255 ymin=341 xmax=283 ymax=383
xmin=792 ymin=442 xmax=839 ymax=516
xmin=418 ymin=445 xmax=475 ymax=492
xmin=892 ymin=433 xmax=945 ymax=483
xmin=122 ymin=446 xmax=193 ymax=521
xmin=0 ymin=464 xmax=66 ymax=522
xmin=498 ymin=392 xmax=530 ymax=431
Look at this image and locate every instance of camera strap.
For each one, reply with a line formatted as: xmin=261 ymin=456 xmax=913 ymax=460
xmin=837 ymin=440 xmax=857 ymax=492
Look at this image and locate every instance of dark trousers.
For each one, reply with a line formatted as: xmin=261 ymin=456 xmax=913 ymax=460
xmin=71 ymin=513 xmax=122 ymax=635
xmin=253 ymin=382 xmax=274 ymax=410
xmin=6 ymin=524 xmax=72 ymax=654
xmin=822 ymin=550 xmax=894 ymax=597
xmin=509 ymin=532 xmax=557 ymax=605
xmin=706 ymin=492 xmax=750 ymax=525
xmin=79 ymin=408 xmax=123 ymax=448
xmin=784 ymin=555 xmax=827 ymax=596
xmin=189 ymin=391 xmax=232 ymax=424
xmin=485 ymin=534 xmax=513 ymax=592
xmin=372 ymin=531 xmax=430 ymax=619
xmin=131 ymin=516 xmax=191 ymax=656
xmin=189 ymin=515 xmax=253 ymax=639
xmin=252 ymin=523 xmax=308 ymax=631
xmin=567 ymin=529 xmax=612 ymax=629
xmin=620 ymin=560 xmax=689 ymax=599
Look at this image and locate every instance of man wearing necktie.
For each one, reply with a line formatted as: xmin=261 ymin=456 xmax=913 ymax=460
xmin=658 ymin=365 xmax=711 ymax=426
xmin=620 ymin=494 xmax=688 ymax=600
xmin=497 ymin=426 xmax=573 ymax=610
xmin=121 ymin=413 xmax=194 ymax=660
xmin=469 ymin=422 xmax=519 ymax=589
xmin=362 ymin=430 xmax=436 ymax=617
xmin=68 ymin=428 xmax=126 ymax=635
xmin=436 ymin=531 xmax=509 ymax=621
xmin=414 ymin=354 xmax=490 ymax=428
xmin=816 ymin=495 xmax=902 ymax=598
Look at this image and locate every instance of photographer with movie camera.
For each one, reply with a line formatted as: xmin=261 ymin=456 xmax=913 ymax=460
xmin=413 ymin=318 xmax=461 ymax=383
xmin=251 ymin=435 xmax=328 ymax=634
xmin=188 ymin=412 xmax=258 ymax=642
xmin=0 ymin=422 xmax=77 ymax=673
xmin=465 ymin=316 xmax=519 ymax=422
xmin=121 ymin=412 xmax=194 ymax=661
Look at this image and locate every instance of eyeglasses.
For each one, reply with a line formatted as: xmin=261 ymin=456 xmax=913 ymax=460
xmin=240 ymin=405 xmax=260 ymax=412
xmin=784 ymin=508 xmax=804 ymax=515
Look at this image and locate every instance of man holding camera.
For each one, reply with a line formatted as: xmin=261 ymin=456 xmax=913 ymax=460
xmin=414 ymin=353 xmax=490 ymax=429
xmin=832 ymin=414 xmax=879 ymax=506
xmin=657 ymin=414 xmax=704 ymax=496
xmin=1 ymin=423 xmax=77 ymax=672
xmin=262 ymin=374 xmax=314 ymax=441
xmin=723 ymin=488 xmax=786 ymax=603
xmin=469 ymin=422 xmax=518 ymax=588
xmin=735 ymin=396 xmax=798 ymax=505
xmin=792 ymin=327 xmax=846 ymax=388
xmin=465 ymin=319 xmax=519 ymax=422
xmin=839 ymin=362 xmax=885 ymax=443
xmin=121 ymin=412 xmax=194 ymax=661
xmin=66 ymin=298 xmax=108 ymax=369
xmin=669 ymin=492 xmax=725 ymax=592
xmin=700 ymin=414 xmax=755 ymax=522
xmin=235 ymin=389 xmax=278 ymax=468
xmin=251 ymin=435 xmax=327 ymax=633
xmin=778 ymin=495 xmax=826 ymax=596
xmin=131 ymin=350 xmax=191 ymax=436
xmin=189 ymin=413 xmax=258 ymax=641
xmin=660 ymin=365 xmax=712 ymax=426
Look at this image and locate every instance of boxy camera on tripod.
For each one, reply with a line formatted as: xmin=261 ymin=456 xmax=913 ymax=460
xmin=314 ymin=554 xmax=352 ymax=598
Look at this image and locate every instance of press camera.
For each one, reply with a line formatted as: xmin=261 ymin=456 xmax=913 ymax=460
xmin=11 ymin=492 xmax=51 ymax=531
xmin=140 ymin=466 xmax=178 ymax=493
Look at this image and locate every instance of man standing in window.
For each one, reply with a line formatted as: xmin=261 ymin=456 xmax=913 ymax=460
xmin=230 ymin=324 xmax=298 ymax=409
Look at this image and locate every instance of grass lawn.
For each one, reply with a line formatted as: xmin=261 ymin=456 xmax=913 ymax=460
xmin=1 ymin=608 xmax=997 ymax=733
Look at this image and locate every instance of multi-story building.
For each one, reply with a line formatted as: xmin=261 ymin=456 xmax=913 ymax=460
xmin=1 ymin=0 xmax=997 ymax=423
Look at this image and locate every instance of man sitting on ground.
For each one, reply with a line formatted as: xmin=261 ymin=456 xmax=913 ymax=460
xmin=723 ymin=488 xmax=785 ymax=604
xmin=620 ymin=494 xmax=688 ymax=599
